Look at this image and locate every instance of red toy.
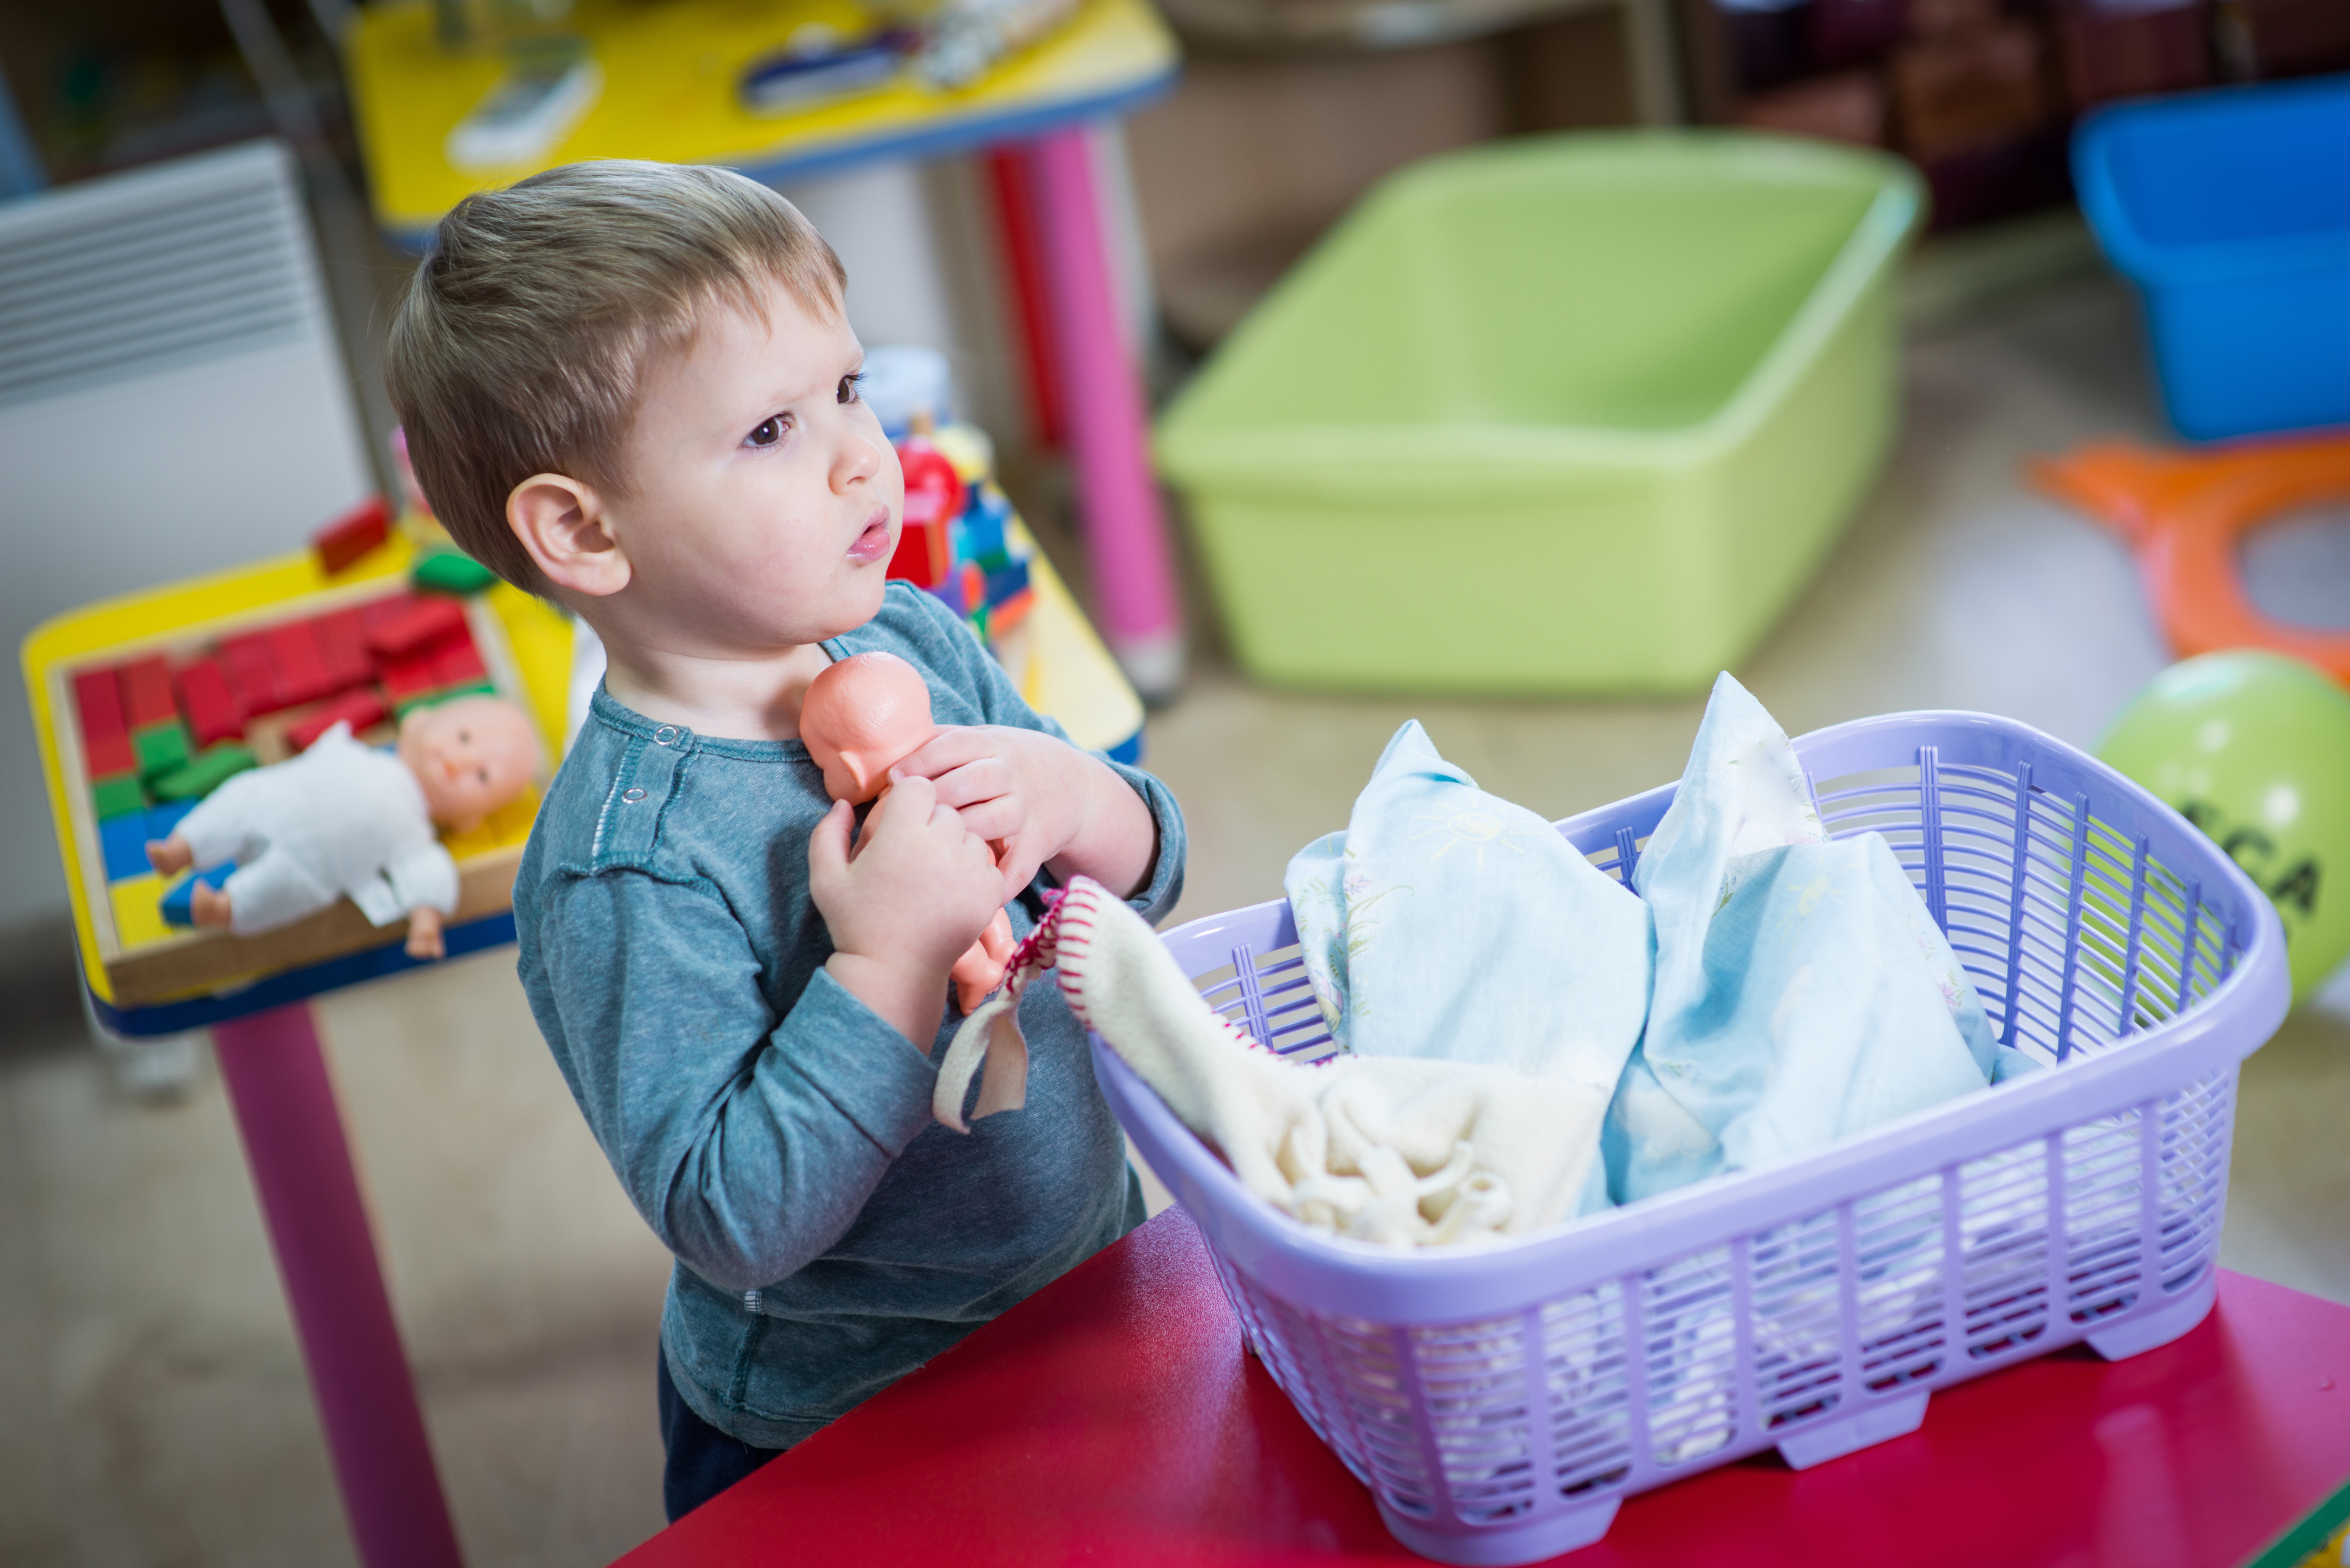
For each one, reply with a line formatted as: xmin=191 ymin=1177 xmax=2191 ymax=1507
xmin=311 ymin=495 xmax=392 ymax=575
xmin=888 ymin=440 xmax=964 ymax=591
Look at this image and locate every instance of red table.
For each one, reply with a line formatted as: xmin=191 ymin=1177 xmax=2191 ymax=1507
xmin=619 ymin=1209 xmax=2350 ymax=1568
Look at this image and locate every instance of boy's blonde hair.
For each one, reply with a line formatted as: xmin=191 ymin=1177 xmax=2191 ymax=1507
xmin=384 ymin=160 xmax=846 ymax=592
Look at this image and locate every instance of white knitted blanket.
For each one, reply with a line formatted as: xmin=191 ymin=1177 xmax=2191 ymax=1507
xmin=939 ymin=876 xmax=1610 ymax=1247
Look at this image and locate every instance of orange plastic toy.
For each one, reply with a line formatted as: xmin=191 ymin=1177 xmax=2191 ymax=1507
xmin=2033 ymin=433 xmax=2350 ymax=688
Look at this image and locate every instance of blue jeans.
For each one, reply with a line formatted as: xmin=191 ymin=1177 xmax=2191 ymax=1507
xmin=657 ymin=1347 xmax=782 ymax=1522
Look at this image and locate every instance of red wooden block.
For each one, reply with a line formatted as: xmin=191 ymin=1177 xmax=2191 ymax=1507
xmin=380 ymin=651 xmax=443 ymax=706
xmin=361 ymin=592 xmax=417 ymax=634
xmin=220 ymin=634 xmax=285 ymax=716
xmin=175 ymin=659 xmax=245 ymax=748
xmin=366 ymin=597 xmax=467 ymax=660
xmin=312 ymin=495 xmax=392 ymax=575
xmin=72 ymin=668 xmax=127 ymax=743
xmin=287 ymin=689 xmax=390 ymax=752
xmin=266 ymin=620 xmax=335 ymax=707
xmin=431 ymin=636 xmax=485 ymax=688
xmin=117 ymin=656 xmax=176 ymax=729
xmin=313 ymin=608 xmax=372 ymax=693
xmin=83 ymin=728 xmax=137 ymax=780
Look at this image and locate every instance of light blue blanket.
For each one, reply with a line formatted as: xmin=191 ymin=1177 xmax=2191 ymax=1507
xmin=1606 ymin=675 xmax=2035 ymax=1204
xmin=1286 ymin=676 xmax=2037 ymax=1220
xmin=1285 ymin=722 xmax=1653 ymax=1092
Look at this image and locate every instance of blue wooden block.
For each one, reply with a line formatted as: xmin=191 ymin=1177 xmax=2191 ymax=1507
xmin=984 ymin=556 xmax=1031 ymax=606
xmin=99 ymin=813 xmax=151 ymax=883
xmin=145 ymin=800 xmax=196 ymax=843
xmin=159 ymin=864 xmax=234 ymax=927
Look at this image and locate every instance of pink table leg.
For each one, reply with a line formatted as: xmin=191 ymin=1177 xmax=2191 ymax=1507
xmin=1020 ymin=126 xmax=1186 ymax=702
xmin=213 ymin=1002 xmax=465 ymax=1568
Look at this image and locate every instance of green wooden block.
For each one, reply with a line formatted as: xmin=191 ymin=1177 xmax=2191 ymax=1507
xmin=149 ymin=744 xmax=257 ymax=803
xmin=412 ymin=550 xmax=499 ymax=597
xmin=92 ymin=773 xmax=148 ymax=820
xmin=133 ymin=720 xmax=192 ymax=780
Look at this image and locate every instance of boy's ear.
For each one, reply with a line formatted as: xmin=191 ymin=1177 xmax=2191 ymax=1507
xmin=509 ymin=473 xmax=630 ymax=599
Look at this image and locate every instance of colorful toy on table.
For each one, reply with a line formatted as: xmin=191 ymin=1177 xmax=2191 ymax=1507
xmin=799 ymin=651 xmax=1017 ymax=1015
xmin=2098 ymin=651 xmax=2350 ymax=1004
xmin=66 ymin=578 xmax=527 ymax=957
xmin=2034 ymin=433 xmax=2350 ymax=689
xmin=885 ymin=431 xmax=1036 ymax=652
xmin=144 ymin=696 xmax=541 ymax=960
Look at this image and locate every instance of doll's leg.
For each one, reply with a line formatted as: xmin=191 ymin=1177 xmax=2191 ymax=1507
xmin=153 ymin=778 xmax=269 ymax=875
xmin=217 ymin=848 xmax=337 ymax=937
xmin=951 ymin=908 xmax=1018 ymax=1015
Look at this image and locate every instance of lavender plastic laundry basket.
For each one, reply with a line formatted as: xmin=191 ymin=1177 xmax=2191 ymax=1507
xmin=1093 ymin=711 xmax=2289 ymax=1565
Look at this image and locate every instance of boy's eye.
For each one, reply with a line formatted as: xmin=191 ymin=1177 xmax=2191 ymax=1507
xmin=478 ymin=768 xmax=492 ymax=786
xmin=746 ymin=415 xmax=787 ymax=448
xmin=838 ymin=372 xmax=864 ymax=405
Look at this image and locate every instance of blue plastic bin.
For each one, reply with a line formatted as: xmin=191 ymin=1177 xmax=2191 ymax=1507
xmin=2074 ymin=75 xmax=2350 ymax=441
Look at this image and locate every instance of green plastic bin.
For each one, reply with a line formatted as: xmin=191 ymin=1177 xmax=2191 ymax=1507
xmin=1154 ymin=133 xmax=1924 ymax=696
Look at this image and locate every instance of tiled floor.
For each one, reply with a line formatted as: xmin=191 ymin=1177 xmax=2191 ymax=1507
xmin=3 ymin=263 xmax=2346 ymax=1568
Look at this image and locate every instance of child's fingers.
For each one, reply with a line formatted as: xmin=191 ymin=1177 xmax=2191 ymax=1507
xmin=950 ymin=794 xmax=1025 ymax=845
xmin=922 ymin=757 xmax=1013 ymax=811
xmin=806 ymin=797 xmax=855 ymax=886
xmin=891 ymin=727 xmax=991 ymax=783
xmin=867 ymin=772 xmax=939 ymax=830
xmin=994 ymin=830 xmax=1051 ymax=902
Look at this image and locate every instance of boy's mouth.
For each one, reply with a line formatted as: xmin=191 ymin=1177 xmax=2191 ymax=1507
xmin=847 ymin=508 xmax=894 ymax=565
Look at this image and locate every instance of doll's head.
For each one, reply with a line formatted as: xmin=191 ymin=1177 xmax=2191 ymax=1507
xmin=799 ymin=651 xmax=936 ymax=803
xmin=397 ymin=695 xmax=543 ymax=832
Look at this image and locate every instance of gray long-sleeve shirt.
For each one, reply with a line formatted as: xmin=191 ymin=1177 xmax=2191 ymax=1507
xmin=515 ymin=584 xmax=1185 ymax=1447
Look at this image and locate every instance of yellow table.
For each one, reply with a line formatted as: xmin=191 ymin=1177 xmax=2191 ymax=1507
xmin=344 ymin=0 xmax=1191 ymax=698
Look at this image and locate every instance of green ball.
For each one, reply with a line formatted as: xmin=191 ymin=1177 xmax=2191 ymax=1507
xmin=2097 ymin=652 xmax=2350 ymax=1003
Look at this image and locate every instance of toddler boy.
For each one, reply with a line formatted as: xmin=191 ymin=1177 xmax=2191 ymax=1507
xmin=383 ymin=161 xmax=1184 ymax=1521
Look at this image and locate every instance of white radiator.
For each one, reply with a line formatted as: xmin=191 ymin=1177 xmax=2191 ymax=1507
xmin=0 ymin=137 xmax=375 ymax=926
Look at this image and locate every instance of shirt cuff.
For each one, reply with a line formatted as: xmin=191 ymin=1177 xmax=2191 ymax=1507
xmin=773 ymin=965 xmax=942 ymax=1159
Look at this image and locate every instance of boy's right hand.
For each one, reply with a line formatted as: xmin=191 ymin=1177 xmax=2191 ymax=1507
xmin=810 ymin=776 xmax=1004 ymax=1049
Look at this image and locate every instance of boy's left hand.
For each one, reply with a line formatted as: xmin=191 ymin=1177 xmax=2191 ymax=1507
xmin=891 ymin=725 xmax=1155 ymax=903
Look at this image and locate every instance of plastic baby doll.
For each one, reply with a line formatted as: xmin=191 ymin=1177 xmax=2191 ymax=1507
xmin=799 ymin=650 xmax=1017 ymax=1013
xmin=145 ymin=694 xmax=543 ymax=960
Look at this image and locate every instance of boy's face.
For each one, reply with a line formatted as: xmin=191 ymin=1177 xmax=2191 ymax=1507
xmin=604 ymin=276 xmax=902 ymax=656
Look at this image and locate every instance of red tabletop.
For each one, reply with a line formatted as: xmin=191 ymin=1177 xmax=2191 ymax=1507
xmin=617 ymin=1209 xmax=2350 ymax=1568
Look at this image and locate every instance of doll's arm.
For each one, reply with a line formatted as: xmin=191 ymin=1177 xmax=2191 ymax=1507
xmin=405 ymin=906 xmax=445 ymax=960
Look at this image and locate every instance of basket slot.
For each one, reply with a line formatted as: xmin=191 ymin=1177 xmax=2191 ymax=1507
xmin=2052 ymin=794 xmax=2094 ymax=1063
xmin=1918 ymin=746 xmax=1948 ymax=932
xmin=1852 ymin=1176 xmax=1949 ymax=1390
xmin=1412 ymin=1313 xmax=1548 ymax=1523
xmin=1321 ymin=1314 xmax=1441 ymax=1519
xmin=2155 ymin=1070 xmax=2234 ymax=1291
xmin=1958 ymin=1138 xmax=2053 ymax=1361
xmin=1640 ymin=1247 xmax=1740 ymax=1468
xmin=1998 ymin=763 xmax=2037 ymax=1047
xmin=1229 ymin=941 xmax=1273 ymax=1049
xmin=2062 ymin=1111 xmax=2149 ymax=1325
xmin=1543 ymin=1285 xmax=1633 ymax=1497
xmin=1747 ymin=1211 xmax=1846 ymax=1434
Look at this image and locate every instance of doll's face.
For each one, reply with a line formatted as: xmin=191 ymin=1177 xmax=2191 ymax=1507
xmin=398 ymin=696 xmax=542 ymax=830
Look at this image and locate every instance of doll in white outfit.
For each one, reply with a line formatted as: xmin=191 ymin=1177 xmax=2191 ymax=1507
xmin=146 ymin=695 xmax=542 ymax=959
